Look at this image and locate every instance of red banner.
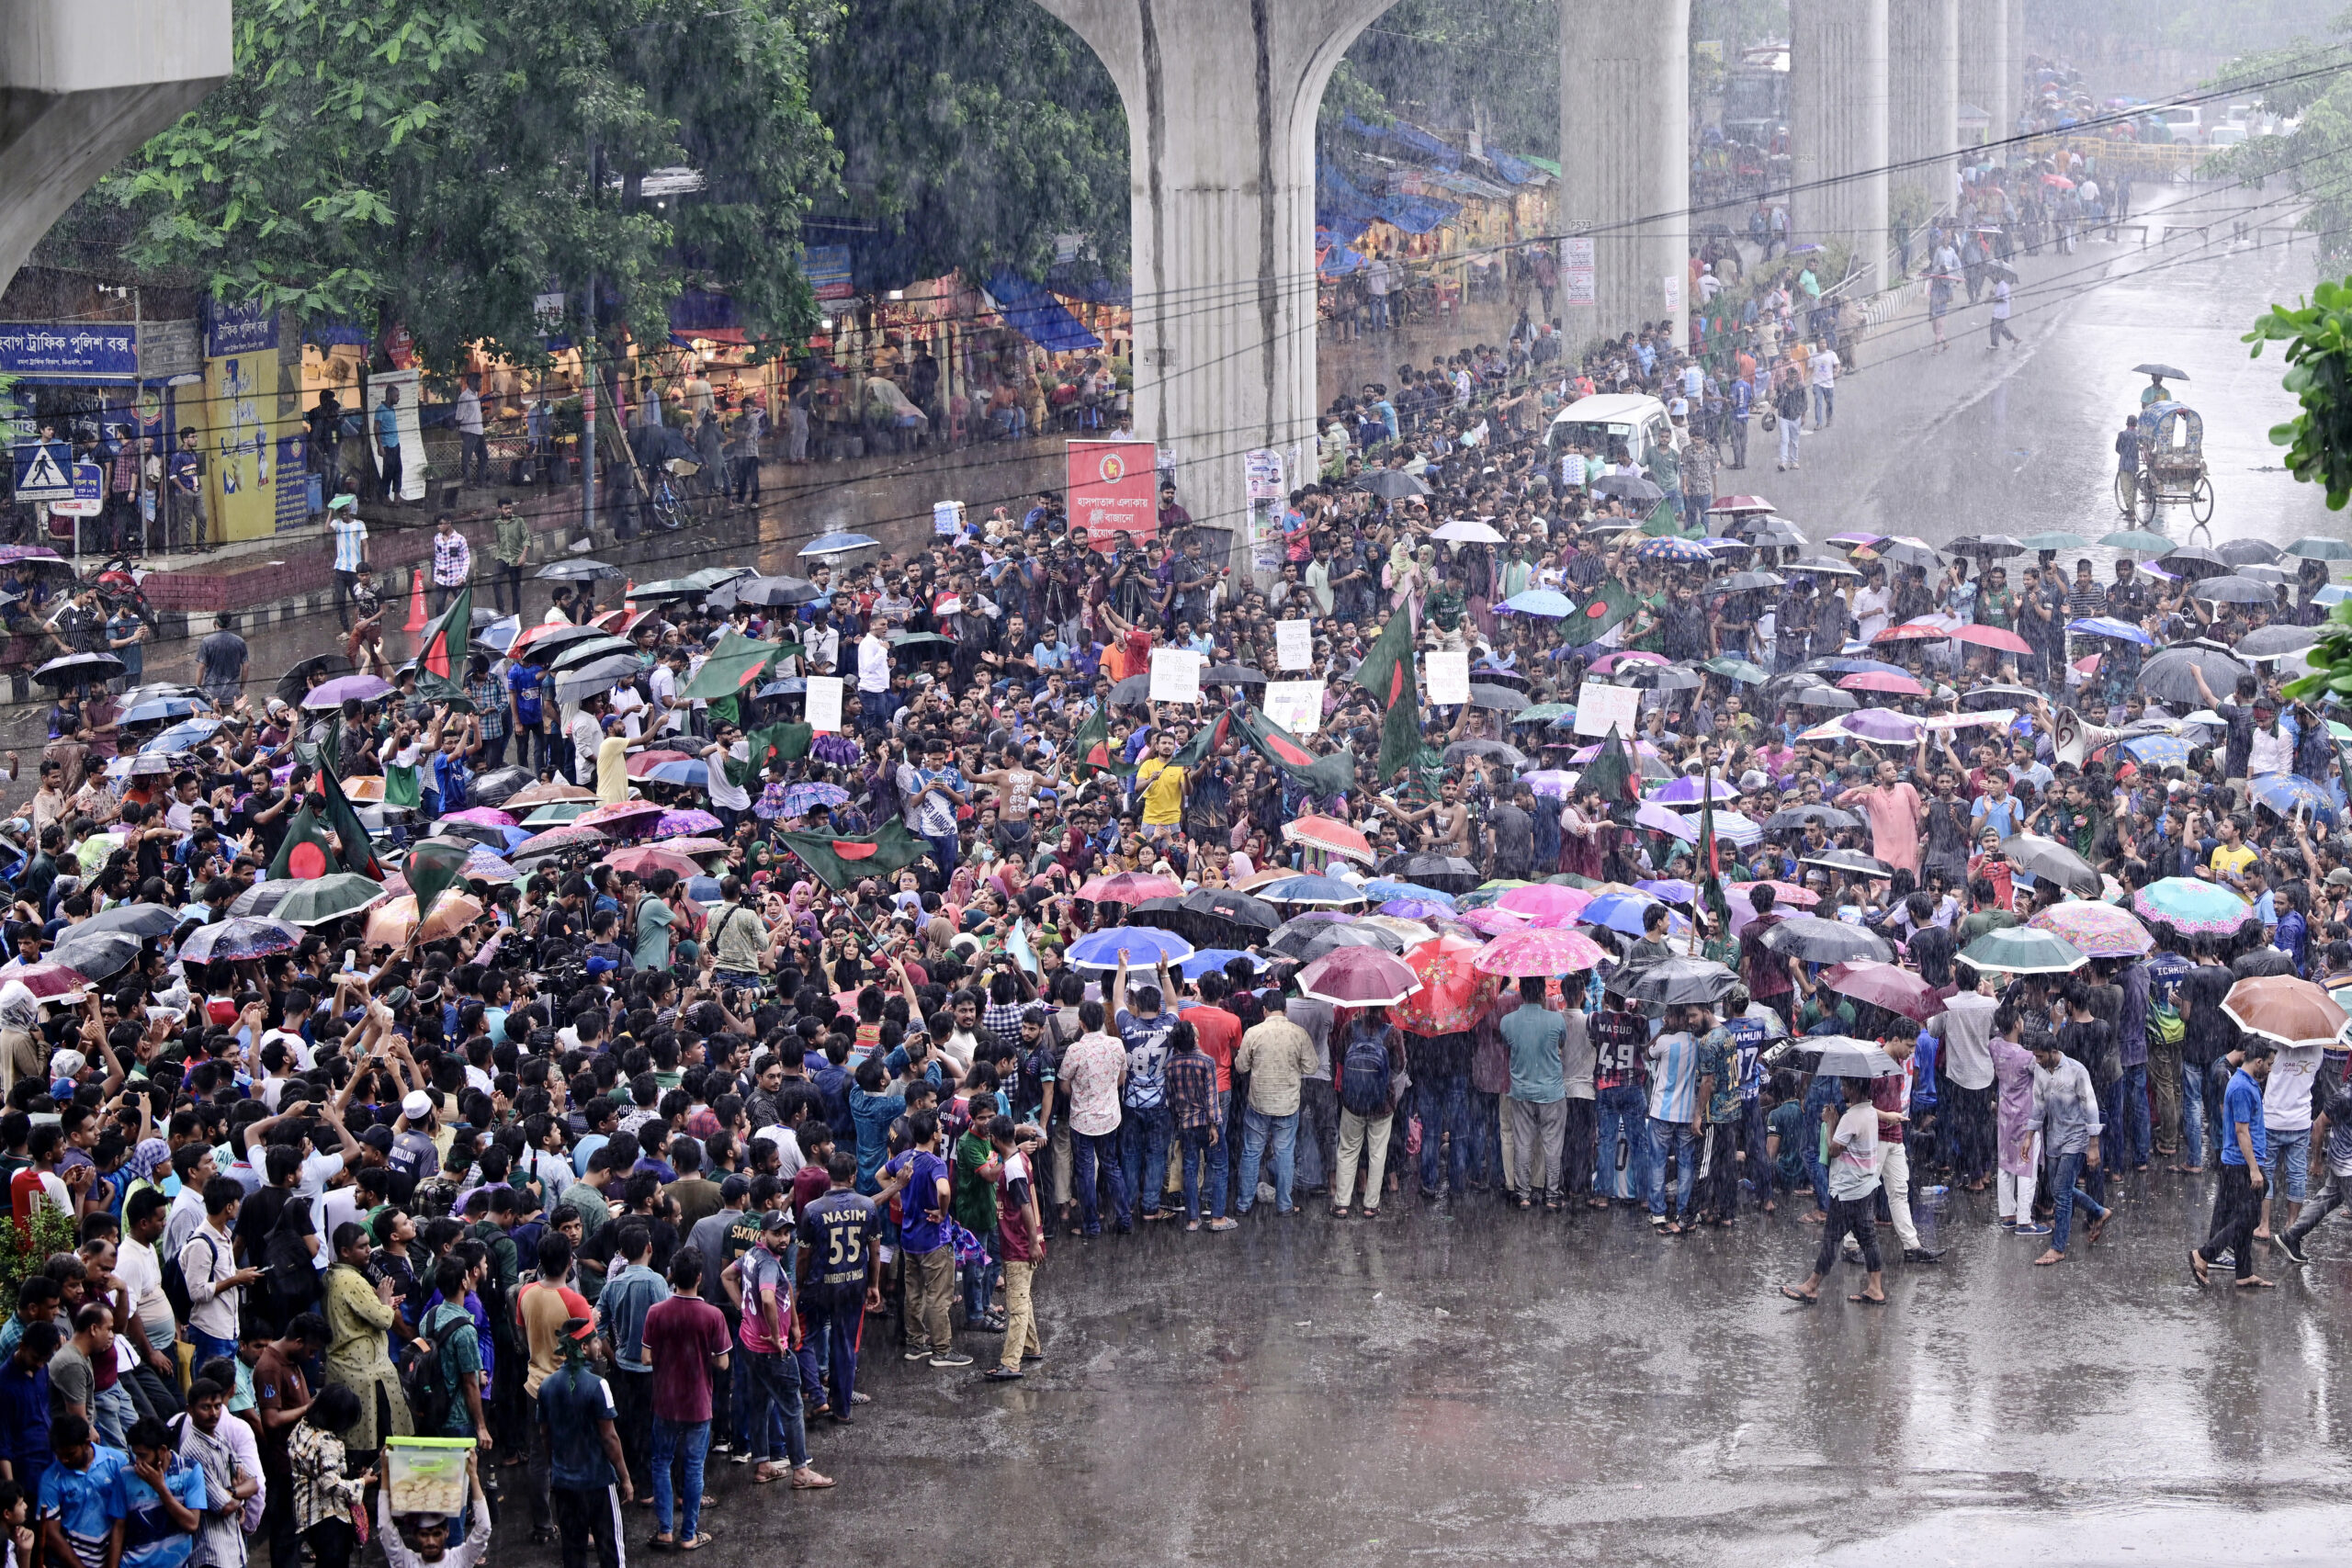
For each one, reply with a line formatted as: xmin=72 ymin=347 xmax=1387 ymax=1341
xmin=1067 ymin=439 xmax=1157 ymax=552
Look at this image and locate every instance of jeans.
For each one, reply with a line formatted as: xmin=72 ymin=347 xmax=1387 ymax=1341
xmin=2181 ymin=1060 xmax=2213 ymax=1167
xmin=650 ymin=1418 xmax=709 ymax=1540
xmin=189 ymin=1328 xmax=238 ymax=1370
xmin=1648 ymin=1118 xmax=1700 ymax=1220
xmin=2284 ymin=1164 xmax=2350 ymax=1247
xmin=800 ymin=1283 xmax=861 ymax=1416
xmin=610 ymin=1366 xmax=652 ymax=1495
xmin=960 ymin=1232 xmax=997 ymax=1324
xmin=334 ymin=569 xmax=363 ymax=629
xmin=2049 ymin=1150 xmax=2108 ymax=1253
xmin=2114 ymin=1063 xmax=2151 ymax=1168
xmin=923 ymin=830 xmax=958 ymax=879
xmin=2266 ymin=1126 xmax=2312 ymax=1203
xmin=93 ymin=1382 xmax=134 ymax=1450
xmin=1778 ymin=414 xmax=1801 ymax=467
xmin=859 ymin=688 xmax=894 ymax=733
xmin=1237 ymin=1106 xmax=1299 ymax=1213
xmin=1813 ymin=385 xmax=1833 ymax=425
xmin=1071 ymin=1128 xmax=1131 ymax=1234
xmin=1596 ymin=1085 xmax=1651 ymax=1201
xmin=494 ymin=559 xmax=526 ymax=616
xmin=1178 ymin=1122 xmax=1227 ymax=1221
xmin=1562 ymin=1098 xmax=1597 ymax=1198
xmin=1296 ymin=1077 xmax=1340 ymax=1191
xmin=431 ymin=581 xmax=461 ymax=618
xmin=1417 ymin=1076 xmax=1471 ymax=1195
xmin=379 ymin=443 xmax=403 ymax=502
xmin=1803 ymin=1076 xmax=1845 ymax=1209
xmin=1120 ymin=1102 xmax=1174 ymax=1216
xmin=744 ymin=1348 xmax=809 ymax=1468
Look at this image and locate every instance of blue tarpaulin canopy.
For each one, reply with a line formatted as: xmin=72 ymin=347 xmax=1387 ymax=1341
xmin=986 ymin=272 xmax=1102 ymax=353
xmin=1317 ymin=161 xmax=1460 ymax=243
xmin=1046 ymin=263 xmax=1130 ymax=307
xmin=1340 ymin=112 xmax=1462 ymax=169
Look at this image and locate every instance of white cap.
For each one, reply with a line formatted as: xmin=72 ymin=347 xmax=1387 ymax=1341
xmin=401 ymin=1090 xmax=434 ymax=1121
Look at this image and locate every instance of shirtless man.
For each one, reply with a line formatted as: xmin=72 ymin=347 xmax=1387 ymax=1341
xmin=970 ymin=746 xmax=1062 ymax=859
xmin=1383 ymin=774 xmax=1473 ymax=856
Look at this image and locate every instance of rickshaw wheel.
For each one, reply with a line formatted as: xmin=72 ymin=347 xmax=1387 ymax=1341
xmin=2115 ymin=469 xmax=2139 ymax=514
xmin=2189 ymin=474 xmax=2214 ymax=524
xmin=2137 ymin=477 xmax=2161 ymax=524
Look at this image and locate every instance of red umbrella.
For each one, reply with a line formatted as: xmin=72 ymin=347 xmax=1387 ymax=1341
xmin=1393 ymin=933 xmax=1496 ymax=1036
xmin=602 ymin=845 xmax=707 ymax=879
xmin=626 ymin=750 xmax=695 ymax=777
xmin=1872 ymin=622 xmax=1951 ymax=643
xmin=1283 ymin=814 xmax=1374 ymax=865
xmin=1078 ymin=872 xmax=1183 ymax=905
xmin=1836 ymin=671 xmax=1926 ymax=695
xmin=1951 ymin=624 xmax=2032 ymax=655
xmin=1471 ymin=928 xmax=1610 ymax=977
xmin=0 ymin=961 xmax=88 ymax=998
xmin=1820 ymin=960 xmax=1945 ymax=1025
xmin=1297 ymin=946 xmax=1420 ymax=1008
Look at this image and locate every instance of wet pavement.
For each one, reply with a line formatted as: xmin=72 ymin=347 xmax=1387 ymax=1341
xmin=497 ymin=1167 xmax=2352 ymax=1568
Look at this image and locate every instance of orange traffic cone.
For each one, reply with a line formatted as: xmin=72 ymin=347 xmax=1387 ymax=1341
xmin=404 ymin=567 xmax=427 ymax=632
xmin=623 ymin=580 xmax=636 ymax=613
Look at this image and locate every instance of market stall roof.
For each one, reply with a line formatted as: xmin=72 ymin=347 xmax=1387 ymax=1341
xmin=985 ymin=271 xmax=1102 ymax=353
xmin=1340 ymin=111 xmax=1462 ymax=168
xmin=1317 ymin=160 xmax=1460 ymax=240
xmin=1046 ymin=262 xmax=1130 ymax=308
xmin=668 ymin=287 xmax=745 ymax=348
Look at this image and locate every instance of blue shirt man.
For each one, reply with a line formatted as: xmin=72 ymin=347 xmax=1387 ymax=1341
xmin=39 ymin=1431 xmax=130 ymax=1568
xmin=537 ymin=1355 xmax=621 ymax=1492
xmin=372 ymin=400 xmax=400 ymax=451
xmin=2222 ymin=1061 xmax=2268 ymax=1167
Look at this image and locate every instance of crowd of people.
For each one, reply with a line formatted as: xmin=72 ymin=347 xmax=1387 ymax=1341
xmin=0 ymin=290 xmax=2347 ymax=1568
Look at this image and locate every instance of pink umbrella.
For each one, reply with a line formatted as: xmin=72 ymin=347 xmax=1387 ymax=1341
xmin=1952 ymin=624 xmax=2032 ymax=655
xmin=438 ymin=807 xmax=518 ymax=829
xmin=1495 ymin=884 xmax=1594 ymax=926
xmin=1837 ymin=671 xmax=1926 ymax=695
xmin=575 ymin=800 xmax=663 ymax=838
xmin=1458 ymin=905 xmax=1532 ymax=937
xmin=1471 ymin=928 xmax=1611 ymax=977
xmin=1296 ymin=946 xmax=1421 ymax=1008
xmin=657 ymin=808 xmax=723 ymax=836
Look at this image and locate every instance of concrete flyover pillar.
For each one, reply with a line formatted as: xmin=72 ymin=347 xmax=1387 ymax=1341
xmin=1559 ymin=0 xmax=1689 ymax=355
xmin=0 ymin=0 xmax=234 ymax=290
xmin=1957 ymin=0 xmax=2008 ymax=155
xmin=1889 ymin=0 xmax=1958 ymax=224
xmin=1791 ymin=0 xmax=1890 ymax=295
xmin=1028 ymin=0 xmax=1395 ymax=550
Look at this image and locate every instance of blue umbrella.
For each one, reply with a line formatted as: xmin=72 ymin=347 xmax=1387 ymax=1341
xmin=1635 ymin=878 xmax=1697 ymax=905
xmin=1632 ymin=536 xmax=1715 ymax=565
xmin=1579 ymin=890 xmax=1663 ymax=935
xmin=798 ymin=532 xmax=880 ymax=558
xmin=1256 ymin=874 xmax=1366 ymax=906
xmin=1068 ymin=927 xmax=1195 ymax=970
xmin=141 ymin=718 xmax=223 ymax=754
xmin=1378 ymin=898 xmax=1455 ymax=921
xmin=643 ymin=759 xmax=709 ymax=787
xmin=2115 ymin=734 xmax=2192 ymax=769
xmin=1810 ymin=658 xmax=1911 ymax=677
xmin=2248 ymin=773 xmax=2338 ymax=825
xmin=2069 ymin=616 xmax=2154 ymax=646
xmin=1177 ymin=948 xmax=1267 ymax=980
xmin=123 ymin=697 xmax=209 ymax=725
xmin=479 ymin=615 xmax=521 ymax=653
xmin=781 ymin=782 xmax=851 ymax=817
xmin=1361 ymin=879 xmax=1457 ymax=908
xmin=2317 ymin=584 xmax=2350 ymax=607
xmin=1498 ymin=589 xmax=1575 ymax=617
xmin=685 ymin=875 xmax=725 ymax=905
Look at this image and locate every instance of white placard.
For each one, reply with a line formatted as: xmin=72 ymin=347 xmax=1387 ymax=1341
xmin=1263 ymin=680 xmax=1324 ymax=735
xmin=932 ymin=500 xmax=963 ymax=536
xmin=805 ymin=675 xmax=843 ymax=733
xmin=1574 ymin=680 xmax=1643 ymax=738
xmin=1424 ymin=649 xmax=1471 ymax=705
xmin=1275 ymin=618 xmax=1313 ymax=671
xmin=1561 ymin=237 xmax=1595 ymax=306
xmin=1149 ymin=647 xmax=1202 ymax=704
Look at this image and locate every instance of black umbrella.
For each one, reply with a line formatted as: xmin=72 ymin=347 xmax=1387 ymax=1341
xmin=1996 ymin=833 xmax=2103 ymax=897
xmin=79 ymin=904 xmax=188 ymax=940
xmin=2140 ymin=646 xmax=2252 ymax=705
xmin=1377 ymin=853 xmax=1480 ymax=893
xmin=2236 ymin=625 xmax=2318 ymax=660
xmin=1442 ymin=739 xmax=1528 ymax=767
xmin=2156 ymin=546 xmax=2229 ymax=580
xmin=1948 ymin=535 xmax=2026 ymax=559
xmin=1356 ymin=469 xmax=1430 ymax=500
xmin=1788 ymin=685 xmax=1858 ymax=710
xmin=1758 ymin=916 xmax=1892 ymax=964
xmin=276 ymin=653 xmax=354 ymax=705
xmin=533 ymin=558 xmax=624 ymax=581
xmin=1125 ymin=897 xmax=1197 ymax=939
xmin=1591 ymin=473 xmax=1665 ymax=503
xmin=1202 ymin=665 xmax=1268 ymax=685
xmin=1466 ymin=682 xmax=1529 ymax=712
xmin=1614 ymin=664 xmax=1702 ymax=692
xmin=1722 ymin=570 xmax=1786 ymax=592
xmin=2188 ymin=575 xmax=2278 ymax=605
xmin=1801 ymin=848 xmax=1894 ymax=878
xmin=713 ymin=575 xmax=822 ymax=607
xmin=1762 ymin=805 xmax=1861 ymax=832
xmin=2216 ymin=539 xmax=2282 ymax=567
xmin=34 ymin=652 xmax=122 ymax=688
xmin=1957 ymin=683 xmax=2042 ymax=708
xmin=469 ymin=766 xmax=536 ymax=807
xmin=515 ymin=624 xmax=610 ymax=658
xmin=49 ymin=929 xmax=141 ymax=981
xmin=1269 ymin=917 xmax=1401 ymax=962
xmin=1182 ymin=887 xmax=1280 ymax=935
xmin=2132 ymin=363 xmax=2188 ymax=380
xmin=1604 ymin=955 xmax=1741 ymax=1005
xmin=1109 ymin=672 xmax=1152 ymax=705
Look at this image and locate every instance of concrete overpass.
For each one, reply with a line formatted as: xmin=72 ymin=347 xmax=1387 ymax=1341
xmin=0 ymin=0 xmax=234 ymax=289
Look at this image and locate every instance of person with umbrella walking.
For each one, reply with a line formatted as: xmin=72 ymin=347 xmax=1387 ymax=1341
xmin=1781 ymin=1075 xmax=1888 ymax=1306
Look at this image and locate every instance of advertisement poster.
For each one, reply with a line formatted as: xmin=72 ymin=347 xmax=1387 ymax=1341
xmin=1069 ymin=439 xmax=1157 ymax=551
xmin=1560 ymin=238 xmax=1596 ymax=306
xmin=205 ymin=349 xmax=283 ymax=543
xmin=364 ymin=367 xmax=426 ymax=503
xmin=1263 ymin=680 xmax=1324 ymax=735
xmin=1575 ymin=681 xmax=1643 ymax=738
xmin=1149 ymin=647 xmax=1202 ymax=704
xmin=1245 ymin=447 xmax=1286 ymax=573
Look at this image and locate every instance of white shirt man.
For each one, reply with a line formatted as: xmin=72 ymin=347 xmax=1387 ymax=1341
xmin=858 ymin=629 xmax=890 ymax=694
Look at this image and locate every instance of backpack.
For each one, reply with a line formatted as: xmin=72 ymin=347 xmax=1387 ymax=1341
xmin=162 ymin=1230 xmax=217 ymax=1325
xmin=402 ymin=1307 xmax=471 ymax=1437
xmin=1340 ymin=1030 xmax=1394 ymax=1117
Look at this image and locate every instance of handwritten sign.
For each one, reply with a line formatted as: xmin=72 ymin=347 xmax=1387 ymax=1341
xmin=1276 ymin=618 xmax=1312 ymax=670
xmin=1263 ymin=680 xmax=1324 ymax=736
xmin=1424 ymin=649 xmax=1471 ymax=705
xmin=1149 ymin=648 xmax=1202 ymax=705
xmin=805 ymin=675 xmax=843 ymax=733
xmin=1574 ymin=680 xmax=1642 ymax=738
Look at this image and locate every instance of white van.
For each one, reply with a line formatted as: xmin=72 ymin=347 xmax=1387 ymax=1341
xmin=1546 ymin=392 xmax=1673 ymax=474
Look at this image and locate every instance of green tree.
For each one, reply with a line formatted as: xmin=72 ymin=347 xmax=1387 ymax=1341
xmin=807 ymin=0 xmax=1128 ymax=285
xmin=105 ymin=0 xmax=840 ymax=367
xmin=1324 ymin=0 xmax=1563 ymax=159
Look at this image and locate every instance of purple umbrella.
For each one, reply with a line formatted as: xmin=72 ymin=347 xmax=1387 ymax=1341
xmin=1843 ymin=708 xmax=1926 ymax=743
xmin=301 ymin=674 xmax=394 ymax=709
xmin=657 ymin=808 xmax=723 ymax=836
xmin=1649 ymin=775 xmax=1738 ymax=806
xmin=1378 ymin=898 xmax=1455 ymax=922
xmin=1634 ymin=802 xmax=1699 ymax=840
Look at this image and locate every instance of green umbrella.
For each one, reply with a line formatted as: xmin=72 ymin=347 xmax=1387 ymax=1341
xmin=1510 ymin=702 xmax=1575 ymax=726
xmin=521 ymin=800 xmax=598 ymax=827
xmin=255 ymin=874 xmax=390 ymax=928
xmin=889 ymin=632 xmax=954 ymax=648
xmin=2287 ymin=536 xmax=2352 ymax=562
xmin=1700 ymin=656 xmax=1770 ymax=683
xmin=1959 ymin=925 xmax=2086 ymax=976
xmin=2098 ymin=529 xmax=2176 ymax=553
xmin=2018 ymin=531 xmax=2092 ymax=551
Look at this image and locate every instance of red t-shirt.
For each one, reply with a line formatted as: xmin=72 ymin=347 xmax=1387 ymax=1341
xmin=642 ymin=1294 xmax=731 ymax=1424
xmin=789 ymin=1164 xmax=831 ymax=1220
xmin=1185 ymin=1005 xmax=1241 ymax=1094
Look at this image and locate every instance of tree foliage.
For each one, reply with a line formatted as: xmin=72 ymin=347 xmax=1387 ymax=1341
xmin=808 ymin=0 xmax=1127 ymax=286
xmin=105 ymin=0 xmax=840 ymax=368
xmin=1326 ymin=0 xmax=1562 ymax=158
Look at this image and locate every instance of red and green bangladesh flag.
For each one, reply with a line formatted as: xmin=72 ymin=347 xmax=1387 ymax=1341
xmin=413 ymin=585 xmax=471 ymax=705
xmin=1571 ymin=578 xmax=1637 ymax=643
xmin=316 ymin=765 xmax=382 ymax=879
xmin=1579 ymin=723 xmax=1643 ymax=819
xmin=1234 ymin=705 xmax=1357 ymax=796
xmin=775 ymin=819 xmax=930 ymax=889
xmin=404 ymin=835 xmax=474 ymax=923
xmin=266 ymin=802 xmax=338 ymax=881
xmin=1351 ymin=604 xmax=1421 ymax=782
xmin=1169 ymin=709 xmax=1231 ymax=773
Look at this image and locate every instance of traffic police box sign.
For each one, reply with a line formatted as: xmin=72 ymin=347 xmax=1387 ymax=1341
xmin=0 ymin=323 xmax=138 ymax=378
xmin=1067 ymin=439 xmax=1156 ymax=553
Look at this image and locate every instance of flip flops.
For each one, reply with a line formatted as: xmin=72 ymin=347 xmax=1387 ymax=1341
xmin=1779 ymin=1285 xmax=1817 ymax=1304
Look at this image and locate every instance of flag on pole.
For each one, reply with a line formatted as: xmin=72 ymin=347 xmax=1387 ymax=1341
xmin=774 ymin=820 xmax=931 ymax=889
xmin=413 ymin=584 xmax=471 ymax=704
xmin=403 ymin=835 xmax=473 ymax=924
xmin=316 ymin=765 xmax=383 ymax=879
xmin=1578 ymin=724 xmax=1642 ymax=818
xmin=1232 ymin=705 xmax=1357 ymax=796
xmin=1351 ymin=604 xmax=1421 ymax=781
xmin=1697 ymin=763 xmax=1732 ymax=936
xmin=266 ymin=803 xmax=338 ymax=881
xmin=1570 ymin=578 xmax=1638 ymax=643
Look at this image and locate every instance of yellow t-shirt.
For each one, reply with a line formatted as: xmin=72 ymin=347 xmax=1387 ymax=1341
xmin=2209 ymin=842 xmax=2256 ymax=882
xmin=1136 ymin=758 xmax=1186 ymax=826
xmin=597 ymin=735 xmax=631 ymax=804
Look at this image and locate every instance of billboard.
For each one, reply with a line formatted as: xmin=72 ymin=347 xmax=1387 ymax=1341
xmin=1067 ymin=439 xmax=1157 ymax=551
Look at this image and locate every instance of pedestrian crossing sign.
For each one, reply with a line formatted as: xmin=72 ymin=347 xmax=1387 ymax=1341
xmin=13 ymin=442 xmax=73 ymax=501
